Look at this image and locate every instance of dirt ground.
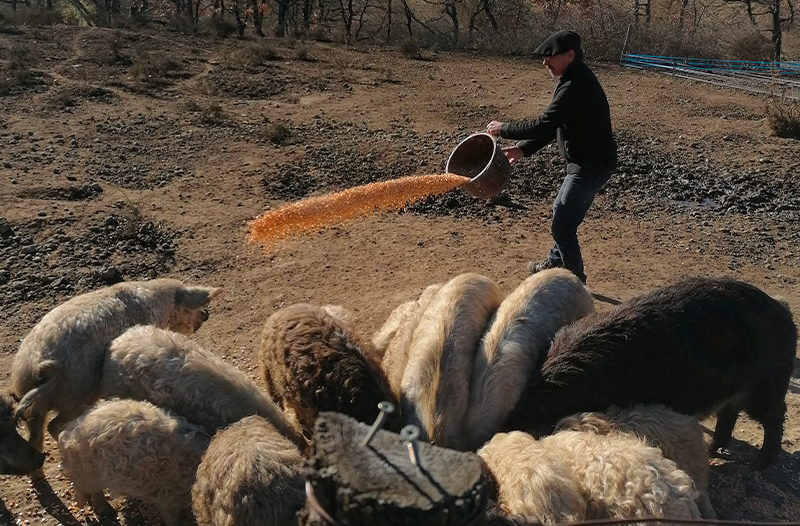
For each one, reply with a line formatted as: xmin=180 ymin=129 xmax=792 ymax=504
xmin=1 ymin=23 xmax=799 ymax=526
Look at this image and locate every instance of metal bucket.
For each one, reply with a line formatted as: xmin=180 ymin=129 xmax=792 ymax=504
xmin=445 ymin=132 xmax=511 ymax=198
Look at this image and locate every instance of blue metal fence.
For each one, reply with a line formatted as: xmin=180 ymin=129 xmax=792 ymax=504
xmin=620 ymin=53 xmax=800 ymax=99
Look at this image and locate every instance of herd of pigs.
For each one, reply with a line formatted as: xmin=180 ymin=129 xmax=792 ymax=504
xmin=1 ymin=268 xmax=797 ymax=526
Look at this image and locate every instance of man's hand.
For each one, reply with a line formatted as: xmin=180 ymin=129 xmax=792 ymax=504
xmin=486 ymin=120 xmax=503 ymax=137
xmin=502 ymin=146 xmax=524 ymax=165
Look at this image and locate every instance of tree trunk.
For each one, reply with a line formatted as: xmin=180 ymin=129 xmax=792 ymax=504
xmin=387 ymin=0 xmax=391 ymax=42
xmin=232 ymin=0 xmax=246 ymax=35
xmin=334 ymin=0 xmax=353 ymax=42
xmin=445 ymin=1 xmax=458 ymax=44
xmin=252 ymin=0 xmax=265 ymax=36
xmin=771 ymin=0 xmax=782 ymax=62
xmin=743 ymin=0 xmax=758 ymax=25
xmin=402 ymin=0 xmax=412 ymax=35
xmin=678 ymin=0 xmax=688 ymax=32
xmin=550 ymin=0 xmax=562 ymax=25
xmin=482 ymin=0 xmax=497 ymax=31
xmin=468 ymin=5 xmax=480 ymax=38
xmin=303 ymin=0 xmax=312 ymax=28
xmin=345 ymin=0 xmax=354 ymax=42
xmin=354 ymin=0 xmax=371 ymax=41
xmin=276 ymin=0 xmax=288 ymax=37
xmin=69 ymin=0 xmax=97 ymax=25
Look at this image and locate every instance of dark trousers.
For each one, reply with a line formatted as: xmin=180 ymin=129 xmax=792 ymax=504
xmin=546 ymin=170 xmax=613 ymax=283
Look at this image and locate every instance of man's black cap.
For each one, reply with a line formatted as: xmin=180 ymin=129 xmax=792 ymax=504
xmin=533 ymin=30 xmax=582 ymax=58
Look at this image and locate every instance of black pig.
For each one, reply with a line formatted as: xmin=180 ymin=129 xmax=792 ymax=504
xmin=504 ymin=276 xmax=797 ymax=470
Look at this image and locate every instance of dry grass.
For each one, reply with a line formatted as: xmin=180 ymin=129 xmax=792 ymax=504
xmin=264 ymin=121 xmax=291 ymax=144
xmin=296 ymin=44 xmax=316 ymax=62
xmin=0 ymin=44 xmax=36 ymax=95
xmin=130 ymin=51 xmax=184 ymax=81
xmin=242 ymin=41 xmax=281 ymax=65
xmin=201 ymin=102 xmax=227 ymax=125
xmin=766 ymin=92 xmax=800 ymax=139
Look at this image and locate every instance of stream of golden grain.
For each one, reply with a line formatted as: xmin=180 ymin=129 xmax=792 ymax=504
xmin=247 ymin=173 xmax=470 ymax=252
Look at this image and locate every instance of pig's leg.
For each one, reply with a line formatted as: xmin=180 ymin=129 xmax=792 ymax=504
xmin=91 ymin=492 xmax=117 ymax=517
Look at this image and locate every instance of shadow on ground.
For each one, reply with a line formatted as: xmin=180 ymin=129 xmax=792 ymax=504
xmin=708 ymin=436 xmax=800 ymax=520
xmin=30 ymin=478 xmax=164 ymax=526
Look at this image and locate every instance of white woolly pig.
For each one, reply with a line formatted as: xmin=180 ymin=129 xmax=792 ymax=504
xmin=58 ymin=398 xmax=211 ymax=526
xmin=554 ymin=404 xmax=715 ymax=518
xmin=399 ymin=273 xmax=505 ymax=449
xmin=11 ymin=278 xmax=221 ymax=456
xmin=192 ymin=415 xmax=306 ymax=526
xmin=464 ymin=268 xmax=594 ymax=450
xmin=478 ymin=430 xmax=701 ymax=524
xmin=100 ymin=325 xmax=306 ymax=452
xmin=373 ymin=283 xmax=442 ymax=370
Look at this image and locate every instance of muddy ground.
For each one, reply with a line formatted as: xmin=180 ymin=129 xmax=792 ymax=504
xmin=1 ymin=23 xmax=799 ymax=526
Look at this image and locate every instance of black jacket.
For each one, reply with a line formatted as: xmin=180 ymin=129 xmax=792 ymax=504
xmin=500 ymin=60 xmax=617 ymax=174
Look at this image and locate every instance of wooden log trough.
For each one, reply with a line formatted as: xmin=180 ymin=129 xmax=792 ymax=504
xmin=299 ymin=411 xmax=489 ymax=526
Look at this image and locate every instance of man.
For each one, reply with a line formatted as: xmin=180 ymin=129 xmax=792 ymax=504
xmin=487 ymin=29 xmax=617 ymax=285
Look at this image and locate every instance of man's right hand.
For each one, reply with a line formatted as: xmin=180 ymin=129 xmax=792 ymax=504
xmin=487 ymin=121 xmax=503 ymax=137
xmin=502 ymin=146 xmax=524 ymax=164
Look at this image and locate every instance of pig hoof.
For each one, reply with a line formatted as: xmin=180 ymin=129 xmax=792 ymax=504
xmin=91 ymin=494 xmax=117 ymax=517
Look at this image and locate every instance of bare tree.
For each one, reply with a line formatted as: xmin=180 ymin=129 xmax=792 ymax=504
xmin=768 ymin=0 xmax=795 ymax=60
xmin=419 ymin=0 xmax=461 ymax=43
xmin=468 ymin=0 xmax=498 ymax=38
xmin=251 ymin=0 xmax=265 ymax=35
xmin=303 ymin=0 xmax=312 ymax=28
xmin=391 ymin=0 xmax=439 ymax=38
xmin=231 ymin=0 xmax=247 ymax=35
xmin=726 ymin=0 xmax=795 ymax=60
xmin=400 ymin=0 xmax=413 ymax=35
xmin=335 ymin=0 xmax=355 ymax=41
xmin=445 ymin=0 xmax=459 ymax=42
xmin=664 ymin=0 xmax=732 ymax=33
xmin=275 ymin=0 xmax=290 ymax=36
xmin=677 ymin=0 xmax=690 ymax=31
xmin=68 ymin=0 xmax=97 ymax=24
xmin=387 ymin=0 xmax=392 ymax=40
xmin=354 ymin=0 xmax=387 ymax=40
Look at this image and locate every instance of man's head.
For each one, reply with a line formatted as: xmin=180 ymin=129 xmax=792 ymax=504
xmin=533 ymin=30 xmax=583 ymax=78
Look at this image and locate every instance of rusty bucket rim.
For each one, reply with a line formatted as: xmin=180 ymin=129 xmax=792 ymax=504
xmin=446 ymin=131 xmax=510 ymax=198
xmin=445 ymin=131 xmax=500 ymax=184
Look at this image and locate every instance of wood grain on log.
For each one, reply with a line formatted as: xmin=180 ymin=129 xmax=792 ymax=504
xmin=301 ymin=411 xmax=489 ymax=526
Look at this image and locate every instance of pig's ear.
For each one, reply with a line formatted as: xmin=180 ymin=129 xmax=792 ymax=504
xmin=176 ymin=286 xmax=224 ymax=310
